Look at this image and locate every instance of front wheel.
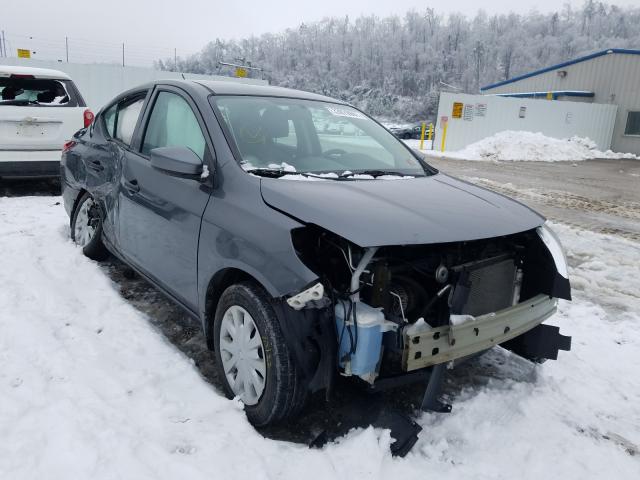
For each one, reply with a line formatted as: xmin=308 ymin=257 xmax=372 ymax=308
xmin=213 ymin=282 xmax=306 ymax=426
xmin=70 ymin=192 xmax=109 ymax=261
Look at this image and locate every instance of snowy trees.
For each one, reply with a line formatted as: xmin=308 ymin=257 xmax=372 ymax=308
xmin=158 ymin=2 xmax=640 ymax=121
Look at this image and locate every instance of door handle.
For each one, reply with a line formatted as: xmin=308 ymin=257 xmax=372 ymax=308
xmin=124 ymin=179 xmax=140 ymax=194
xmin=87 ymin=159 xmax=104 ymax=172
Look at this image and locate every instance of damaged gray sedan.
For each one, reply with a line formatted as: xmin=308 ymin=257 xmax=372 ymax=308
xmin=61 ymin=80 xmax=571 ymax=427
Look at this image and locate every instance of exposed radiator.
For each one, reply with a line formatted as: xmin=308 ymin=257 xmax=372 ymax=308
xmin=461 ymin=258 xmax=517 ymax=316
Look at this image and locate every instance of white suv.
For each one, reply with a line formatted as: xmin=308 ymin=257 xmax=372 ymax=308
xmin=0 ymin=65 xmax=92 ymax=178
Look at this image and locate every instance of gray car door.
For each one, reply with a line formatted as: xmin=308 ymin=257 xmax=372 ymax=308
xmin=117 ymin=86 xmax=213 ymax=311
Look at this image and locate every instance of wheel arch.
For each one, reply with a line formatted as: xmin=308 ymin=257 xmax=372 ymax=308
xmin=70 ymin=187 xmax=88 ymax=218
xmin=203 ymin=267 xmax=266 ymax=349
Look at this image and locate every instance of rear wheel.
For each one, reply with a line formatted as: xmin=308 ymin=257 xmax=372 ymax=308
xmin=70 ymin=192 xmax=109 ymax=261
xmin=213 ymin=282 xmax=306 ymax=426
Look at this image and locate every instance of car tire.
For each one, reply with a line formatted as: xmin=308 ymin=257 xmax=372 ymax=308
xmin=70 ymin=192 xmax=109 ymax=261
xmin=213 ymin=282 xmax=306 ymax=426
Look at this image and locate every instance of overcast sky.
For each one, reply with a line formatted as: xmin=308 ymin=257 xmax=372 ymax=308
xmin=2 ymin=0 xmax=636 ymax=65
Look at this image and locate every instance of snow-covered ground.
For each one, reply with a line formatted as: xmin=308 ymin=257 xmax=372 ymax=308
xmin=407 ymin=131 xmax=638 ymax=162
xmin=1 ymin=196 xmax=639 ymax=479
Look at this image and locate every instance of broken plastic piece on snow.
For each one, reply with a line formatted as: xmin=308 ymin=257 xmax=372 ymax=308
xmin=420 ymin=363 xmax=452 ymax=413
xmin=309 ymin=407 xmax=422 ymax=457
xmin=502 ymin=324 xmax=572 ymax=362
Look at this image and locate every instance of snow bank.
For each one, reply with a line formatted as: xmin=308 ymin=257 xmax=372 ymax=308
xmin=1 ymin=197 xmax=639 ymax=479
xmin=427 ymin=131 xmax=639 ymax=161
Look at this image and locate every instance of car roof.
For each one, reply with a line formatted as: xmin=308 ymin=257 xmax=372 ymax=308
xmin=0 ymin=65 xmax=72 ymax=80
xmin=193 ymin=80 xmax=345 ymax=104
xmin=104 ymin=79 xmax=350 ymax=114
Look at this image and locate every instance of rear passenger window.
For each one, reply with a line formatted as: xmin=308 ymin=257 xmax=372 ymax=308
xmin=102 ymin=96 xmax=145 ymax=146
xmin=141 ymin=91 xmax=206 ymax=159
xmin=103 ymin=104 xmax=117 ymax=137
xmin=115 ymin=98 xmax=144 ymax=146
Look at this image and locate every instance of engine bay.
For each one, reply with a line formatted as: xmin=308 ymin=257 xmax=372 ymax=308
xmin=291 ymin=225 xmax=571 ymax=383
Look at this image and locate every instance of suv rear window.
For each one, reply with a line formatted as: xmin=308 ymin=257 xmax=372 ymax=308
xmin=0 ymin=77 xmax=85 ymax=107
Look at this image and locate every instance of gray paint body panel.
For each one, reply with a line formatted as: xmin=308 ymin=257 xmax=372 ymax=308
xmin=260 ymin=174 xmax=545 ymax=247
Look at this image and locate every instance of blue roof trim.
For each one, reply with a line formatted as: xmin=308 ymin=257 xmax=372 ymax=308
xmin=481 ymin=48 xmax=640 ymax=91
xmin=493 ymin=91 xmax=595 ymax=99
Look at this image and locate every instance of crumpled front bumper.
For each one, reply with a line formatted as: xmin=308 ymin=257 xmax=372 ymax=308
xmin=403 ymin=294 xmax=558 ymax=371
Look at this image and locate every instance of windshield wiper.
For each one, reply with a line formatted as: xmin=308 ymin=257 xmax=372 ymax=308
xmin=245 ymin=168 xmax=291 ymax=178
xmin=246 ymin=168 xmax=356 ymax=181
xmin=340 ymin=170 xmax=416 ymax=178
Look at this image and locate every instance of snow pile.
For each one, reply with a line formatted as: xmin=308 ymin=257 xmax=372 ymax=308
xmin=435 ymin=131 xmax=638 ymax=162
xmin=1 ymin=197 xmax=640 ymax=479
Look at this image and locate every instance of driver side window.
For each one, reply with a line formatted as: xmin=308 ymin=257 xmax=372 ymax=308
xmin=141 ymin=91 xmax=206 ymax=160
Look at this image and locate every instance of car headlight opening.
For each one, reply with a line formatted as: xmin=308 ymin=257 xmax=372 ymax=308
xmin=537 ymin=223 xmax=569 ymax=279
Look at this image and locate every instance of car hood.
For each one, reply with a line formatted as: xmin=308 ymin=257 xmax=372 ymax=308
xmin=260 ymin=174 xmax=545 ymax=247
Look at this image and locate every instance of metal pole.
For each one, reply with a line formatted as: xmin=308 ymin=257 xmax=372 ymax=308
xmin=440 ymin=120 xmax=448 ymax=152
xmin=122 ymin=43 xmax=125 ymax=67
xmin=174 ymin=48 xmax=177 ymax=71
xmin=0 ymin=31 xmax=4 ymax=57
xmin=65 ymin=36 xmax=69 ymax=62
xmin=1 ymin=31 xmax=6 ymax=57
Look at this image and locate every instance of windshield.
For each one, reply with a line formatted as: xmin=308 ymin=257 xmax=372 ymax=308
xmin=212 ymin=95 xmax=428 ymax=177
xmin=0 ymin=78 xmax=73 ymax=106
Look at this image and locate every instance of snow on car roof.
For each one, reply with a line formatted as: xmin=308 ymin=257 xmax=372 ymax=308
xmin=0 ymin=65 xmax=71 ymax=80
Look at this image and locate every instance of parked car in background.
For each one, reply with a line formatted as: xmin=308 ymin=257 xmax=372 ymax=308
xmin=0 ymin=66 xmax=92 ymax=178
xmin=388 ymin=122 xmax=428 ymax=139
xmin=61 ymin=80 xmax=571 ymax=427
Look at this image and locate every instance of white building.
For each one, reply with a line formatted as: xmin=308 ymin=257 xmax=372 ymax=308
xmin=1 ymin=58 xmax=267 ymax=111
xmin=481 ymin=48 xmax=640 ymax=155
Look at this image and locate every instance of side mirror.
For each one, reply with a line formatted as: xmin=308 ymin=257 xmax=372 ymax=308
xmin=150 ymin=146 xmax=203 ymax=176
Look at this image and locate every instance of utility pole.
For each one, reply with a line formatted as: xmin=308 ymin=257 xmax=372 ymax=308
xmin=174 ymin=48 xmax=177 ymax=71
xmin=122 ymin=43 xmax=125 ymax=67
xmin=65 ymin=36 xmax=69 ymax=62
xmin=0 ymin=30 xmax=4 ymax=58
xmin=1 ymin=31 xmax=6 ymax=57
xmin=473 ymin=41 xmax=484 ymax=93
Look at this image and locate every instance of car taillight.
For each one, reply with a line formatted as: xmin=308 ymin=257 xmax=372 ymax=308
xmin=83 ymin=109 xmax=94 ymax=128
xmin=62 ymin=141 xmax=76 ymax=153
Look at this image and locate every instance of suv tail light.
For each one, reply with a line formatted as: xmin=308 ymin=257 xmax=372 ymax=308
xmin=62 ymin=141 xmax=76 ymax=153
xmin=83 ymin=109 xmax=94 ymax=128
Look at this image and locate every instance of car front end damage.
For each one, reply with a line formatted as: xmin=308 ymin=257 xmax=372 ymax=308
xmin=277 ymin=222 xmax=572 ymax=410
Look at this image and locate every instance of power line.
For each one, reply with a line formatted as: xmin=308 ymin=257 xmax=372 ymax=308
xmin=2 ymin=30 xmax=194 ymax=68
